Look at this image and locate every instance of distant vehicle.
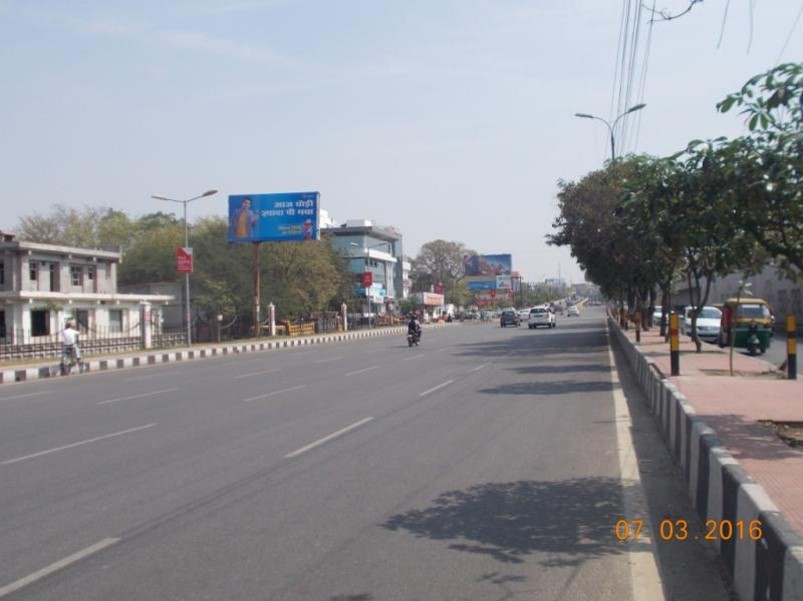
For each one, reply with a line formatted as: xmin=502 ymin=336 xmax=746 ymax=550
xmin=652 ymin=306 xmax=663 ymax=326
xmin=500 ymin=309 xmax=520 ymax=327
xmin=567 ymin=305 xmax=580 ymax=317
xmin=682 ymin=306 xmax=722 ymax=342
xmin=528 ymin=306 xmax=555 ymax=329
xmin=518 ymin=308 xmax=531 ymax=323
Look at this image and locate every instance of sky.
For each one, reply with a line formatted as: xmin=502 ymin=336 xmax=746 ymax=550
xmin=1 ymin=0 xmax=801 ymax=285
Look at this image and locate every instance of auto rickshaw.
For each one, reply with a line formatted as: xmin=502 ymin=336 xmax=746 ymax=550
xmin=717 ymin=297 xmax=773 ymax=355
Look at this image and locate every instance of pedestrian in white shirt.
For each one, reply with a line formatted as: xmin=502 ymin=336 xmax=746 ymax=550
xmin=61 ymin=320 xmax=82 ymax=363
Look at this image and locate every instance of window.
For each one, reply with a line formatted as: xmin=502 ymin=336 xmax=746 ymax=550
xmin=71 ymin=265 xmax=82 ymax=286
xmin=87 ymin=265 xmax=95 ymax=280
xmin=30 ymin=262 xmax=38 ymax=281
xmin=0 ymin=260 xmax=4 ymax=285
xmin=109 ymin=309 xmax=123 ymax=333
xmin=49 ymin=264 xmax=57 ymax=291
xmin=31 ymin=310 xmax=50 ymax=336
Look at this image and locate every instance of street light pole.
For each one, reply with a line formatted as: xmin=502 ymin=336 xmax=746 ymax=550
xmin=151 ymin=189 xmax=218 ymax=345
xmin=574 ymin=103 xmax=646 ymax=161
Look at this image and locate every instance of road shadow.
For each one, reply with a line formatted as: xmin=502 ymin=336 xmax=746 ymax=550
xmin=478 ymin=380 xmax=614 ymax=396
xmin=327 ymin=595 xmax=373 ymax=601
xmin=383 ymin=477 xmax=648 ymax=568
xmin=455 ymin=329 xmax=610 ymax=359
xmin=508 ymin=364 xmax=612 ymax=375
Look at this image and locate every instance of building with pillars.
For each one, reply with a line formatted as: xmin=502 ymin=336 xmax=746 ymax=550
xmin=0 ymin=233 xmax=172 ymax=343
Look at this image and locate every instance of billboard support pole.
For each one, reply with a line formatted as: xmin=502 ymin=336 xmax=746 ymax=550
xmin=253 ymin=242 xmax=261 ymax=337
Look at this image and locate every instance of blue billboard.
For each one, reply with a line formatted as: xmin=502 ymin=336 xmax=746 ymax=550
xmin=228 ymin=192 xmax=320 ymax=243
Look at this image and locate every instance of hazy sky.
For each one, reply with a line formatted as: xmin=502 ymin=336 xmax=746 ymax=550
xmin=1 ymin=0 xmax=800 ymax=284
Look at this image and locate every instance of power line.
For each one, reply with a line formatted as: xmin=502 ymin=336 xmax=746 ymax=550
xmin=776 ymin=0 xmax=803 ymax=63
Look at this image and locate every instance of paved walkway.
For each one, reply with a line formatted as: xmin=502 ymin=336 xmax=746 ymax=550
xmin=625 ymin=325 xmax=803 ymax=535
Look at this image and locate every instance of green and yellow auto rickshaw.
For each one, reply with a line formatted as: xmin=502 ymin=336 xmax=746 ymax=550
xmin=717 ymin=297 xmax=774 ymax=355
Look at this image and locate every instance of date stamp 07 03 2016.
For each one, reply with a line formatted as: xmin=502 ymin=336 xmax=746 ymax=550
xmin=615 ymin=519 xmax=763 ymax=542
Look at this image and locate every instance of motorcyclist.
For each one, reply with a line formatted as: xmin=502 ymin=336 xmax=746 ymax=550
xmin=407 ymin=314 xmax=422 ymax=342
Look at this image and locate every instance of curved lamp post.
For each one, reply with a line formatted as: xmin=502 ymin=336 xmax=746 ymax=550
xmin=151 ymin=189 xmax=218 ymax=345
xmin=575 ymin=103 xmax=646 ymax=160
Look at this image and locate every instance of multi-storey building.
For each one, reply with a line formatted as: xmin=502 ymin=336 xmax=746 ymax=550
xmin=0 ymin=232 xmax=172 ymax=343
xmin=324 ymin=219 xmax=404 ymax=317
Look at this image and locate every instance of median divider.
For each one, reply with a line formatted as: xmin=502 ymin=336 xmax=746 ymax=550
xmin=608 ymin=316 xmax=803 ymax=601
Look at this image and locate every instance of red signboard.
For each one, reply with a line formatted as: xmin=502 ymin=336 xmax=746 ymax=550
xmin=176 ymin=247 xmax=193 ymax=274
xmin=434 ymin=281 xmax=444 ymax=294
xmin=490 ymin=288 xmax=496 ymax=299
xmin=361 ymin=271 xmax=373 ymax=287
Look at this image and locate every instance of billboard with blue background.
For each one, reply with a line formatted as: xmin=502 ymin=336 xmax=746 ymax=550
xmin=464 ymin=254 xmax=512 ymax=291
xmin=228 ymin=192 xmax=320 ymax=243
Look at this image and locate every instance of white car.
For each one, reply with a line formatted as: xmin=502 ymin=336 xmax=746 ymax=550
xmin=518 ymin=308 xmax=531 ymax=324
xmin=528 ymin=306 xmax=556 ymax=329
xmin=567 ymin=305 xmax=580 ymax=317
xmin=682 ymin=306 xmax=722 ymax=342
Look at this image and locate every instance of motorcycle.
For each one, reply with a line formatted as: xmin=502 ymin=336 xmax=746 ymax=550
xmin=407 ymin=329 xmax=421 ymax=347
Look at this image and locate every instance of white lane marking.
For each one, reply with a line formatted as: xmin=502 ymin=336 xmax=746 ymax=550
xmin=402 ymin=354 xmax=425 ymax=361
xmin=285 ymin=417 xmax=374 ymax=458
xmin=235 ymin=368 xmax=283 ymax=379
xmin=2 ymin=423 xmax=157 ymax=465
xmin=0 ymin=537 xmax=120 ymax=599
xmin=472 ymin=363 xmax=489 ymax=372
xmin=96 ymin=389 xmax=177 ymax=405
xmin=419 ymin=380 xmax=455 ymax=397
xmin=123 ymin=371 xmax=180 ymax=382
xmin=0 ymin=390 xmax=53 ymax=402
xmin=607 ymin=336 xmax=665 ymax=599
xmin=243 ymin=384 xmax=306 ymax=403
xmin=314 ymin=356 xmax=343 ymax=364
xmin=345 ymin=366 xmax=378 ymax=377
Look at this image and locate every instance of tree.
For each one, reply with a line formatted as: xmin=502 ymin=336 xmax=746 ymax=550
xmin=410 ymin=240 xmax=475 ymax=305
xmin=717 ymin=63 xmax=803 ymax=280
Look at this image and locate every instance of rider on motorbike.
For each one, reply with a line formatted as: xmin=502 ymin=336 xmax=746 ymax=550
xmin=407 ymin=314 xmax=422 ymax=342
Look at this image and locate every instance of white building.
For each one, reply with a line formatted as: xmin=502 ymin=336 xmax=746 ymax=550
xmin=0 ymin=233 xmax=172 ymax=344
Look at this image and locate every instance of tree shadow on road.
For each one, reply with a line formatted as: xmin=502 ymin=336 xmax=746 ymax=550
xmin=508 ymin=364 xmax=613 ymax=376
xmin=383 ymin=478 xmax=648 ymax=568
xmin=478 ymin=380 xmax=615 ymax=396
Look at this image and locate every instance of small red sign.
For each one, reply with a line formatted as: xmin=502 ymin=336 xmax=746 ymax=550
xmin=490 ymin=288 xmax=497 ymax=299
xmin=434 ymin=281 xmax=444 ymax=294
xmin=176 ymin=247 xmax=193 ymax=274
xmin=361 ymin=271 xmax=373 ymax=287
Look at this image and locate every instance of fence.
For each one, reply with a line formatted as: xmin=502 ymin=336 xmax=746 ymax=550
xmin=0 ymin=326 xmax=187 ymax=361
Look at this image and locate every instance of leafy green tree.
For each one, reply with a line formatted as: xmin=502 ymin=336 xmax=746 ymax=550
xmin=717 ymin=63 xmax=803 ymax=280
xmin=118 ymin=224 xmax=184 ymax=285
xmin=411 ymin=239 xmax=475 ymax=305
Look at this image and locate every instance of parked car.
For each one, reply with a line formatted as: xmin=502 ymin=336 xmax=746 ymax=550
xmin=652 ymin=306 xmax=663 ymax=326
xmin=567 ymin=305 xmax=580 ymax=317
xmin=500 ymin=309 xmax=520 ymax=327
xmin=528 ymin=306 xmax=555 ymax=329
xmin=682 ymin=306 xmax=722 ymax=342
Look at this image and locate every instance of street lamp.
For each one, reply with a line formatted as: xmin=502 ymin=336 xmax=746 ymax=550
xmin=575 ymin=103 xmax=646 ymax=160
xmin=151 ymin=189 xmax=218 ymax=345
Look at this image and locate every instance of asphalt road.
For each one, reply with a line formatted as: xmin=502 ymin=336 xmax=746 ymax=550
xmin=0 ymin=308 xmax=733 ymax=600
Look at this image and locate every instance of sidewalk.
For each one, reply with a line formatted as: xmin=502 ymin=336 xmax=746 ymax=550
xmin=611 ymin=320 xmax=803 ymax=601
